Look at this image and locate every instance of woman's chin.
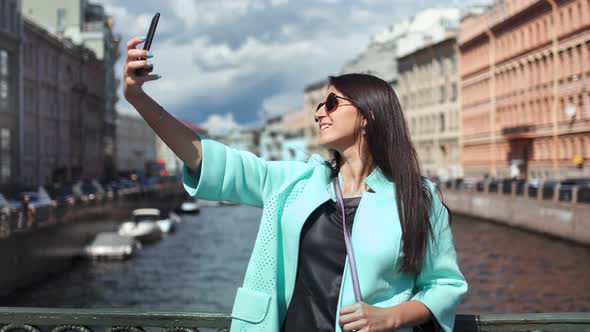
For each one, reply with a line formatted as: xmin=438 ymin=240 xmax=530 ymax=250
xmin=318 ymin=135 xmax=341 ymax=151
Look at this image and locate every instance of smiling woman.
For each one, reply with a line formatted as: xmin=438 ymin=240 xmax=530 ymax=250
xmin=123 ymin=38 xmax=467 ymax=331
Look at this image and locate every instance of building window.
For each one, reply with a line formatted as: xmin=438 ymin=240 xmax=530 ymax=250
xmin=0 ymin=49 xmax=6 ymax=76
xmin=57 ymin=8 xmax=66 ymax=34
xmin=0 ymin=128 xmax=11 ymax=181
xmin=440 ymin=113 xmax=446 ymax=133
xmin=0 ymin=49 xmax=8 ymax=111
xmin=9 ymin=2 xmax=15 ymax=33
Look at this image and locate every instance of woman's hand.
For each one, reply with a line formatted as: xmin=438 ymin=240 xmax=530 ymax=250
xmin=339 ymin=302 xmax=399 ymax=332
xmin=123 ymin=36 xmax=160 ymax=102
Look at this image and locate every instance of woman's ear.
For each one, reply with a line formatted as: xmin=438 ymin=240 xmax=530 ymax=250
xmin=361 ymin=111 xmax=375 ymax=129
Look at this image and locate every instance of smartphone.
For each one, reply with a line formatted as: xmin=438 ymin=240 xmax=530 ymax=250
xmin=134 ymin=13 xmax=160 ymax=76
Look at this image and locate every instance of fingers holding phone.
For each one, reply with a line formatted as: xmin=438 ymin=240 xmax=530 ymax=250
xmin=123 ymin=37 xmax=160 ymax=101
xmin=134 ymin=13 xmax=159 ymax=76
xmin=126 ymin=56 xmax=157 ymax=79
xmin=123 ymin=13 xmax=161 ymax=102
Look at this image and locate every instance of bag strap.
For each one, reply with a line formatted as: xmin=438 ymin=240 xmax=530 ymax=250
xmin=332 ymin=176 xmax=362 ymax=303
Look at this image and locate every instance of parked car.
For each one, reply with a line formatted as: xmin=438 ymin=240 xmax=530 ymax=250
xmin=500 ymin=178 xmax=526 ymax=195
xmin=462 ymin=178 xmax=477 ymax=191
xmin=8 ymin=189 xmax=53 ymax=209
xmin=558 ymin=178 xmax=590 ymax=202
xmin=44 ymin=183 xmax=76 ymax=206
xmin=526 ymin=178 xmax=545 ymax=198
xmin=0 ymin=193 xmax=16 ymax=237
xmin=74 ymin=179 xmax=105 ymax=204
xmin=6 ymin=189 xmax=54 ymax=230
xmin=540 ymin=181 xmax=560 ymax=200
xmin=488 ymin=179 xmax=499 ymax=192
xmin=476 ymin=180 xmax=485 ymax=192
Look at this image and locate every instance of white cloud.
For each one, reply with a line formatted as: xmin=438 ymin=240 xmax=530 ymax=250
xmin=170 ymin=0 xmax=199 ymax=29
xmin=201 ymin=113 xmax=242 ymax=136
xmin=261 ymin=91 xmax=303 ymax=118
xmin=96 ymin=0 xmax=491 ymax=126
xmin=142 ymin=35 xmax=322 ymax=112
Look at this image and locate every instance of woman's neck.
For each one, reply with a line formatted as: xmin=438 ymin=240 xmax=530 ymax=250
xmin=338 ymin=145 xmax=374 ymax=198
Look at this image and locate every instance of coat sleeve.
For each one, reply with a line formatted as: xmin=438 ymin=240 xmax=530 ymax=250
xmin=410 ymin=182 xmax=468 ymax=332
xmin=181 ymin=135 xmax=308 ymax=208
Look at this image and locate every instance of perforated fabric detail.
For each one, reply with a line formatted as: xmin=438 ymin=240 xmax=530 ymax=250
xmin=283 ymin=179 xmax=307 ymax=207
xmin=231 ymin=174 xmax=313 ymax=332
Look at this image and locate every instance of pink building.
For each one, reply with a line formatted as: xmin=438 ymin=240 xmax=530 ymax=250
xmin=459 ymin=0 xmax=590 ymax=179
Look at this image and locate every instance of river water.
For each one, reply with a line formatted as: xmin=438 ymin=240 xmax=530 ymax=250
xmin=1 ymin=204 xmax=589 ymax=314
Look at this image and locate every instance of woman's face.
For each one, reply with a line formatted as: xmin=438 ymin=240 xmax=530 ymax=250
xmin=314 ymin=86 xmax=366 ymax=152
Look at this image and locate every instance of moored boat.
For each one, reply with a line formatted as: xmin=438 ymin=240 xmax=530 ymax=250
xmin=83 ymin=232 xmax=141 ymax=260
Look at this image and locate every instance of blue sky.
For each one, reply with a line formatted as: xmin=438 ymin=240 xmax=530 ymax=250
xmin=98 ymin=0 xmax=488 ymax=131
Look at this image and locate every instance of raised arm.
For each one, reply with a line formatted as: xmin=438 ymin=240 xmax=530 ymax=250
xmin=122 ymin=36 xmax=202 ymax=172
xmin=122 ymin=37 xmax=309 ymax=207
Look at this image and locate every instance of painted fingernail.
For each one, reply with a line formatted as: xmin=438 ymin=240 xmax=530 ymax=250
xmin=146 ymin=52 xmax=154 ymax=58
xmin=147 ymin=62 xmax=153 ymax=67
xmin=140 ymin=36 xmax=146 ymax=41
xmin=155 ymin=74 xmax=161 ymax=79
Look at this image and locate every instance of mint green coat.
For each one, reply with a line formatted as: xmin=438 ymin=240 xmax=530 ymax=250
xmin=182 ymin=136 xmax=468 ymax=332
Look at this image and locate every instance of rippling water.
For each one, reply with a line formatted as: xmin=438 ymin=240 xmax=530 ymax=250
xmin=2 ymin=204 xmax=589 ymax=314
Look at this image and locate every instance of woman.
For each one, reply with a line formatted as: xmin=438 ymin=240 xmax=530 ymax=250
xmin=123 ymin=36 xmax=467 ymax=332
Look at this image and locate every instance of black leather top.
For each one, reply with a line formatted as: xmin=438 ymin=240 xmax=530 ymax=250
xmin=281 ymin=196 xmax=362 ymax=332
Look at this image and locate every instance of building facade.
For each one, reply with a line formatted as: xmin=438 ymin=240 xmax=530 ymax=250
xmin=340 ymin=39 xmax=398 ymax=83
xmin=21 ymin=0 xmax=121 ymax=180
xmin=0 ymin=0 xmax=22 ymax=194
xmin=303 ymin=79 xmax=328 ymax=157
xmin=303 ymin=8 xmax=463 ymax=161
xmin=397 ymin=37 xmax=462 ymax=181
xmin=459 ymin=0 xmax=590 ymax=179
xmin=229 ymin=128 xmax=260 ymax=156
xmin=280 ymin=109 xmax=308 ymax=161
xmin=116 ymin=112 xmax=157 ymax=174
xmin=21 ymin=19 xmax=105 ymax=186
xmin=259 ymin=114 xmax=284 ymax=161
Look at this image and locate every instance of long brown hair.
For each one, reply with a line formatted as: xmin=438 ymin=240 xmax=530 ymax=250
xmin=325 ymin=73 xmax=451 ymax=274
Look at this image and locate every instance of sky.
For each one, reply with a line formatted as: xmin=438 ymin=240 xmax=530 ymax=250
xmin=97 ymin=0 xmax=489 ymax=133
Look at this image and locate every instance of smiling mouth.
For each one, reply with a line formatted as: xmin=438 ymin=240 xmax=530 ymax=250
xmin=320 ymin=124 xmax=332 ymax=130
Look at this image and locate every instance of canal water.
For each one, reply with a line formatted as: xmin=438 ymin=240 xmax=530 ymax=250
xmin=1 ymin=204 xmax=589 ymax=314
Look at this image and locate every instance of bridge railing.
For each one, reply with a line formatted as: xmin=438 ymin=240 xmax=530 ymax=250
xmin=442 ymin=179 xmax=590 ymax=205
xmin=0 ymin=308 xmax=589 ymax=332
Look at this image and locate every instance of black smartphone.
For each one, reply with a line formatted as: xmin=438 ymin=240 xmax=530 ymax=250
xmin=134 ymin=13 xmax=160 ymax=76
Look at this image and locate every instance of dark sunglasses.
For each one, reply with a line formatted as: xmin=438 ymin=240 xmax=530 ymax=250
xmin=315 ymin=92 xmax=355 ymax=116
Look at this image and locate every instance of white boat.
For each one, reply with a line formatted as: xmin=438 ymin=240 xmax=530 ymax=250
xmin=220 ymin=200 xmax=239 ymax=206
xmin=117 ymin=208 xmax=177 ymax=243
xmin=132 ymin=208 xmax=179 ymax=234
xmin=84 ymin=232 xmax=141 ymax=260
xmin=118 ymin=220 xmax=163 ymax=244
xmin=179 ymin=197 xmax=201 ymax=214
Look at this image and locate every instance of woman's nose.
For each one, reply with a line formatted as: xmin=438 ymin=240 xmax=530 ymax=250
xmin=314 ymin=112 xmax=324 ymax=123
xmin=314 ymin=107 xmax=327 ymax=123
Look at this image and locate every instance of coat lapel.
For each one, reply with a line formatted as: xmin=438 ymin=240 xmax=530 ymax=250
xmin=280 ymin=166 xmax=331 ymax=308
